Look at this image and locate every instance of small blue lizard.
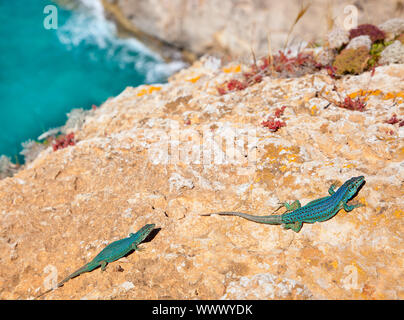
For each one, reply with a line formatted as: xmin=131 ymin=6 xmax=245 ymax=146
xmin=36 ymin=223 xmax=155 ymax=299
xmin=202 ymin=176 xmax=365 ymax=232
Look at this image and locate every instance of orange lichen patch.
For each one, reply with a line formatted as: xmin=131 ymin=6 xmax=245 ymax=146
xmin=186 ymin=75 xmax=201 ymax=83
xmin=345 ymin=90 xmax=402 ymax=100
xmin=348 ymin=89 xmax=383 ymax=99
xmin=310 ymin=105 xmax=317 ymax=115
xmin=382 ymin=92 xmax=396 ymax=100
xmin=358 ymin=197 xmax=367 ymax=207
xmin=370 ymin=89 xmax=382 ymax=96
xmin=343 ymin=163 xmax=355 ymax=169
xmin=348 ymin=91 xmax=363 ymax=99
xmin=392 ymin=209 xmax=403 ymax=218
xmin=345 ymin=90 xmax=404 ymax=105
xmin=136 ymin=85 xmax=162 ymax=96
xmin=253 ymin=176 xmax=263 ymax=186
xmin=286 ymin=154 xmax=299 ymax=163
xmin=278 ymin=146 xmax=293 ymax=153
xmin=258 ymin=145 xmax=302 ymax=178
xmin=356 ymin=263 xmax=367 ymax=277
xmin=222 ymin=64 xmax=241 ymax=73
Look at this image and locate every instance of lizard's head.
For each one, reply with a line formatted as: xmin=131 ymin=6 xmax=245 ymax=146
xmin=135 ymin=223 xmax=156 ymax=243
xmin=344 ymin=176 xmax=365 ymax=199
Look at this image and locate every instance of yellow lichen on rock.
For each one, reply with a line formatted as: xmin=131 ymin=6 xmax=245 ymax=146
xmin=222 ymin=64 xmax=241 ymax=73
xmin=136 ymin=85 xmax=162 ymax=96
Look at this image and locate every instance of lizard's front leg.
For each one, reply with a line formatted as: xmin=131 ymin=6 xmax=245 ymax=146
xmin=328 ymin=183 xmax=337 ymax=195
xmin=132 ymin=243 xmax=145 ymax=251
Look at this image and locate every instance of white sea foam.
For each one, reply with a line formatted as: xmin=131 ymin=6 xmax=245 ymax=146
xmin=56 ymin=0 xmax=186 ymax=82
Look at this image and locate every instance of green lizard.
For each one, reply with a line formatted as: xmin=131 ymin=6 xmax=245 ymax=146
xmin=36 ymin=223 xmax=155 ymax=299
xmin=202 ymin=176 xmax=365 ymax=232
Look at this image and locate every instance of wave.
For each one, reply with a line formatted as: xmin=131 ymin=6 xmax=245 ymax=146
xmin=56 ymin=0 xmax=186 ymax=82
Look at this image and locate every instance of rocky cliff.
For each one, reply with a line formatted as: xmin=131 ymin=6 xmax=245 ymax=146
xmin=0 ymin=51 xmax=403 ymax=298
xmin=102 ymin=0 xmax=404 ymax=59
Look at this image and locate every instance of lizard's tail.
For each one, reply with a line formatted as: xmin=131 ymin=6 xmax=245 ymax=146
xmin=35 ymin=288 xmax=54 ymax=300
xmin=57 ymin=263 xmax=93 ymax=287
xmin=204 ymin=211 xmax=283 ymax=225
xmin=36 ymin=263 xmax=93 ymax=299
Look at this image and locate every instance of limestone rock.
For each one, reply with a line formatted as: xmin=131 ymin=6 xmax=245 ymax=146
xmin=379 ymin=18 xmax=404 ymax=40
xmin=379 ymin=40 xmax=404 ymax=65
xmin=327 ymin=27 xmax=350 ymax=49
xmin=0 ymin=57 xmax=403 ymax=300
xmin=346 ymin=35 xmax=372 ymax=51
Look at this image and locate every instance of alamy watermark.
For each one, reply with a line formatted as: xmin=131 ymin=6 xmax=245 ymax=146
xmin=43 ymin=5 xmax=58 ymax=30
xmin=342 ymin=4 xmax=358 ymax=30
xmin=144 ymin=121 xmax=258 ymax=169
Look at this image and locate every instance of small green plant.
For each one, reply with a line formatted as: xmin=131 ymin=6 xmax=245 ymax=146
xmin=368 ymin=41 xmax=393 ymax=66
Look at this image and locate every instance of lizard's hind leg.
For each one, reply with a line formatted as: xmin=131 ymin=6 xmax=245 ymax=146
xmin=100 ymin=261 xmax=108 ymax=271
xmin=283 ymin=221 xmax=303 ymax=233
xmin=273 ymin=200 xmax=301 ymax=214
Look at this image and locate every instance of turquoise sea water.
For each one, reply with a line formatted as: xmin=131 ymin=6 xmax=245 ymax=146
xmin=0 ymin=0 xmax=182 ymax=163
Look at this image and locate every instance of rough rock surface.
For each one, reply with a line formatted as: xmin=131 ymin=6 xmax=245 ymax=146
xmin=0 ymin=58 xmax=403 ymax=299
xmin=102 ymin=0 xmax=404 ymax=58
